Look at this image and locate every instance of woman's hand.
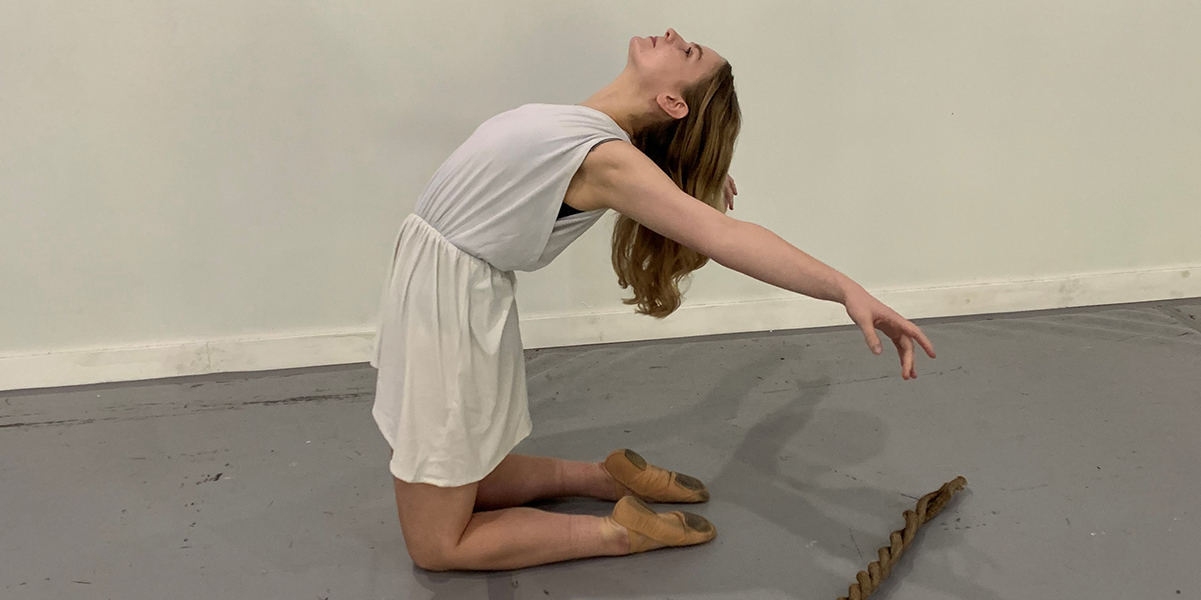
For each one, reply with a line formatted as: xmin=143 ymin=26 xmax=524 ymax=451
xmin=843 ymin=288 xmax=936 ymax=380
xmin=723 ymin=174 xmax=737 ymax=211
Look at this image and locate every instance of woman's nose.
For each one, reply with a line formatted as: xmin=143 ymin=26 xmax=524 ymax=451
xmin=665 ymin=28 xmax=680 ymax=43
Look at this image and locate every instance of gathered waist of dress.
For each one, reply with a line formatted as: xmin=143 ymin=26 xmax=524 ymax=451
xmin=397 ymin=213 xmax=512 ymax=275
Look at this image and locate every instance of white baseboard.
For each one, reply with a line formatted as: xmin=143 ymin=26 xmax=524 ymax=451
xmin=521 ymin=264 xmax=1200 ymax=347
xmin=2 ymin=265 xmax=1197 ymax=392
xmin=0 ymin=330 xmax=377 ymax=393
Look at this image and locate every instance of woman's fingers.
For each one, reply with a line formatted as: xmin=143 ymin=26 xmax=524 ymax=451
xmin=905 ymin=336 xmax=916 ymax=378
xmin=882 ymin=316 xmax=921 ymax=379
xmin=851 ymin=301 xmax=933 ymax=375
xmin=859 ymin=319 xmax=884 ymax=355
xmin=904 ymin=322 xmax=937 ymax=358
xmin=894 ymin=335 xmax=915 ymax=379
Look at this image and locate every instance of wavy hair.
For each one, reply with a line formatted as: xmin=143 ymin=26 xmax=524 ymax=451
xmin=611 ymin=61 xmax=741 ymax=318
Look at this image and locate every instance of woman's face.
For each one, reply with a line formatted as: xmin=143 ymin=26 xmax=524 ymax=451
xmin=628 ymin=28 xmax=725 ymax=99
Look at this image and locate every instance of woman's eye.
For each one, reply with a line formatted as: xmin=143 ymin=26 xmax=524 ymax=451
xmin=685 ymin=47 xmax=692 ymax=57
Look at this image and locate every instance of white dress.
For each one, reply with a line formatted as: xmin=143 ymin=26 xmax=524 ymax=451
xmin=370 ymin=104 xmax=632 ymax=487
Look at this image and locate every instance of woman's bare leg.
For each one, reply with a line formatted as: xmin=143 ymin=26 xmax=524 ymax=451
xmin=394 ymin=476 xmax=629 ymax=571
xmin=474 ymin=454 xmax=621 ymax=511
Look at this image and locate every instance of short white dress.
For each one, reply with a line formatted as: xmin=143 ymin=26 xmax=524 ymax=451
xmin=370 ymin=103 xmax=631 ymax=487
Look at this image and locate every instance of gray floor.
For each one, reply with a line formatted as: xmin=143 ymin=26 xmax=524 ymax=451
xmin=2 ymin=300 xmax=1200 ymax=600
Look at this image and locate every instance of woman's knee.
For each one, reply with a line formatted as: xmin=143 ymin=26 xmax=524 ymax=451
xmin=406 ymin=538 xmax=459 ymax=572
xmin=392 ymin=476 xmax=479 ymax=571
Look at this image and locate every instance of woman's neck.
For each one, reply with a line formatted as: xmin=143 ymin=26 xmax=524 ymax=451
xmin=579 ymin=74 xmax=662 ymax=139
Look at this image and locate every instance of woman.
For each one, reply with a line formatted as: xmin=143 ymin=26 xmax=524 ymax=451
xmin=370 ymin=28 xmax=936 ymax=572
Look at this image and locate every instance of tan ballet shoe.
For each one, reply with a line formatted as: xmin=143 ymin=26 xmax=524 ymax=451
xmin=610 ymin=496 xmax=717 ymax=554
xmin=604 ymin=449 xmax=710 ymax=503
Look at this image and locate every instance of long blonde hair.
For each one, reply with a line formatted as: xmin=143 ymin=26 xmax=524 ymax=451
xmin=611 ymin=61 xmax=741 ymax=318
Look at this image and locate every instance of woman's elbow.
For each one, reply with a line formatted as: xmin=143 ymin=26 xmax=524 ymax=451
xmin=701 ymin=217 xmax=752 ymax=268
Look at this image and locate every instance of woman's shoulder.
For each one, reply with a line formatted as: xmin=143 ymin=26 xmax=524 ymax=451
xmin=474 ymin=103 xmax=559 ymax=134
xmin=485 ymin=103 xmax=628 ymax=140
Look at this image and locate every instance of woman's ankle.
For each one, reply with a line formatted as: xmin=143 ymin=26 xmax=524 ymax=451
xmin=595 ymin=516 xmax=631 ymax=556
xmin=561 ymin=460 xmax=623 ymax=500
xmin=594 ymin=461 xmax=627 ymax=501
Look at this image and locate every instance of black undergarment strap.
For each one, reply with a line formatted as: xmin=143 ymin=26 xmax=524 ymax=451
xmin=556 ymin=202 xmax=583 ymax=220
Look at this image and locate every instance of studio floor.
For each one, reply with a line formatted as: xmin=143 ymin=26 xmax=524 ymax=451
xmin=2 ymin=299 xmax=1199 ymax=600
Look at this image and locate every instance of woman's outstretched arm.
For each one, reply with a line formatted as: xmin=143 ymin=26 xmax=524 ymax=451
xmin=584 ymin=140 xmax=935 ymax=379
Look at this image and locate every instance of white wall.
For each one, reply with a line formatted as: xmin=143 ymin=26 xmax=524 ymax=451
xmin=3 ymin=1 xmax=1199 ymax=390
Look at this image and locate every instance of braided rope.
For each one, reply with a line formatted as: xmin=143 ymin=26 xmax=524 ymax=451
xmin=837 ymin=476 xmax=968 ymax=600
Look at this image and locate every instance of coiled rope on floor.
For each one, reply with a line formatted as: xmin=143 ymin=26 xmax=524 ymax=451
xmin=837 ymin=476 xmax=968 ymax=600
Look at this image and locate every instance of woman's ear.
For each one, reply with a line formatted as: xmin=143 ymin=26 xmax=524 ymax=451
xmin=655 ymin=92 xmax=689 ymax=120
